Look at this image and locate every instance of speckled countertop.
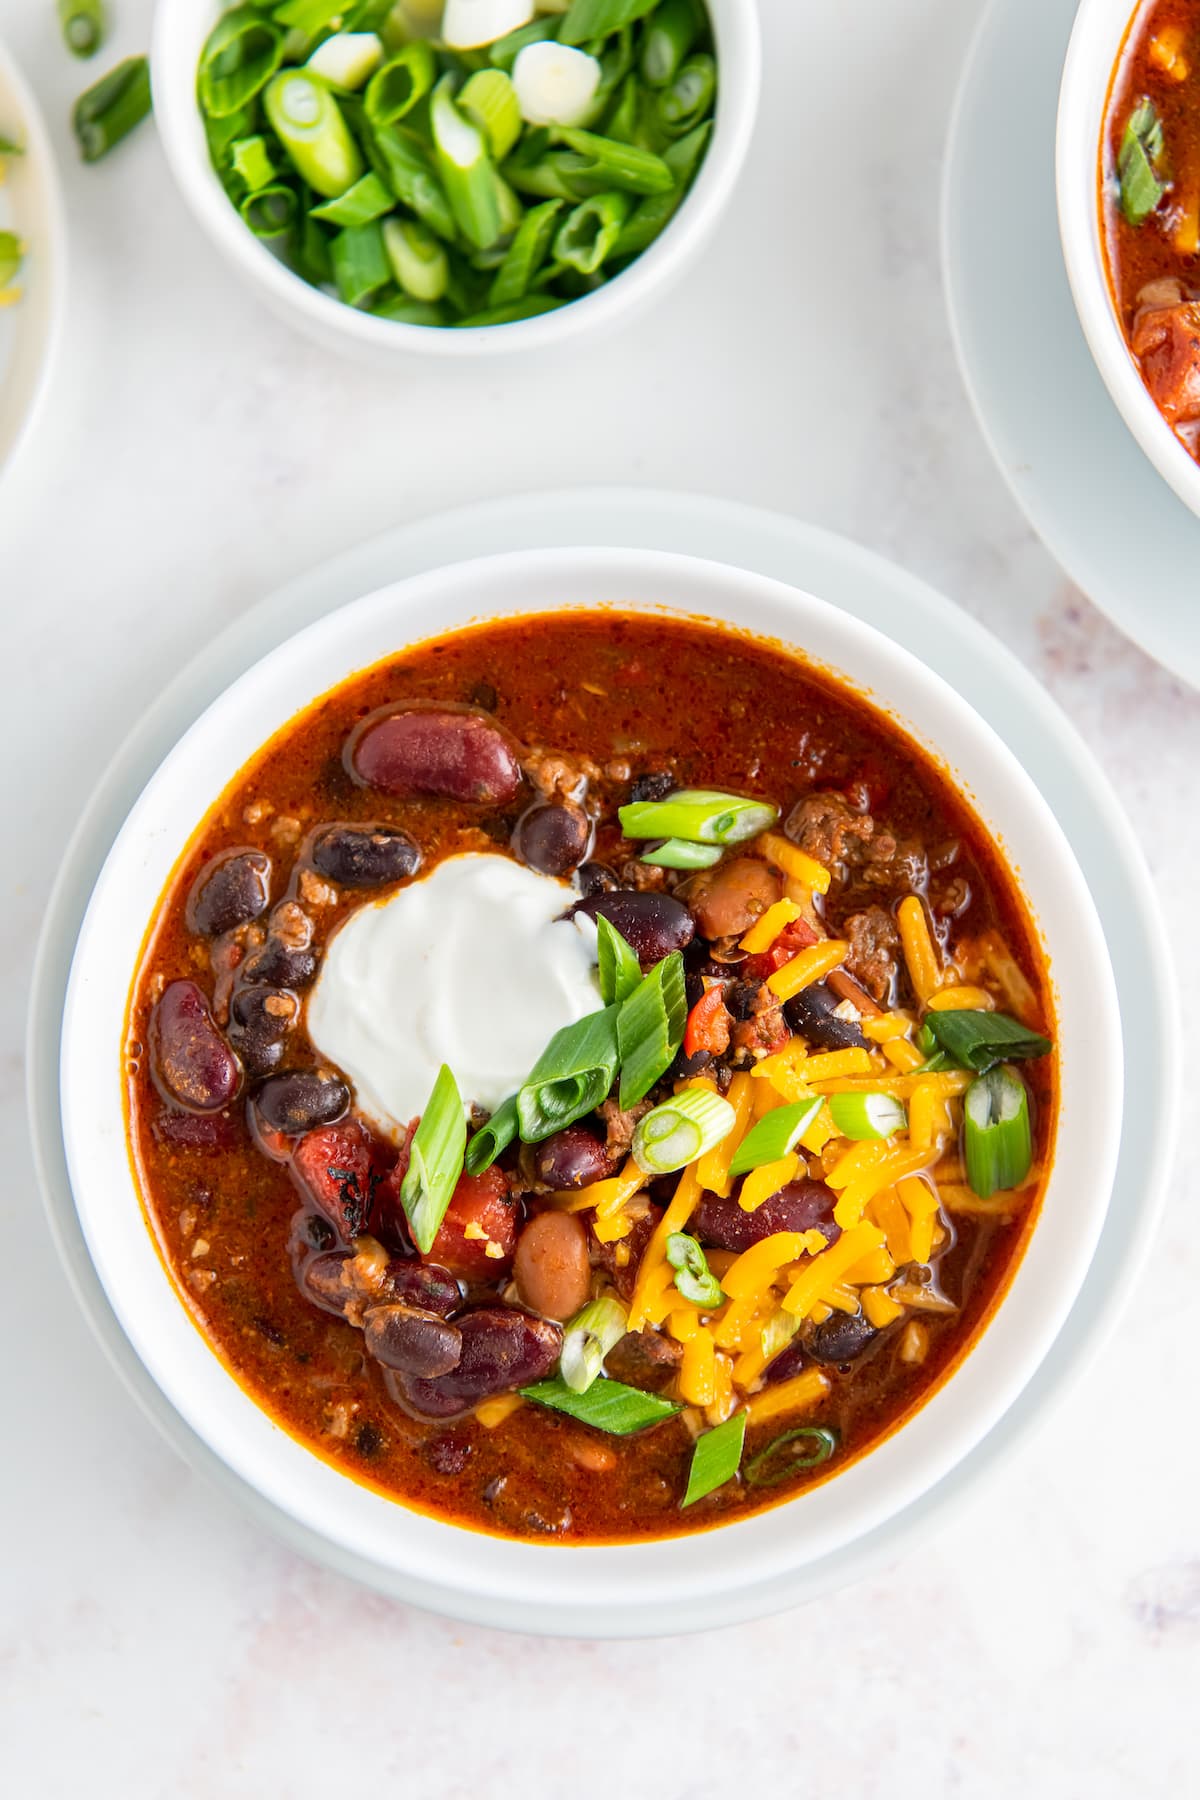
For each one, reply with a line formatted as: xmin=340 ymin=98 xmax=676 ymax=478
xmin=2 ymin=1 xmax=1197 ymax=1793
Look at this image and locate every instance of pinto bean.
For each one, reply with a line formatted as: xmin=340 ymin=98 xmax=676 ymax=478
xmin=572 ymin=890 xmax=694 ymax=962
xmin=363 ymin=1303 xmax=463 ymax=1377
xmin=150 ymin=981 xmax=241 ymax=1113
xmin=531 ymin=1125 xmax=617 ymax=1191
xmin=254 ymin=1068 xmax=350 ymax=1135
xmin=309 ymin=823 xmax=421 ymax=888
xmin=784 ymin=980 xmax=869 ymax=1051
xmin=350 ymin=706 xmax=522 ymax=804
xmin=691 ymin=1179 xmax=841 ymax=1253
xmin=688 ymin=858 xmax=782 ymax=941
xmin=387 ymin=1308 xmax=562 ymax=1420
xmin=513 ymin=801 xmax=592 ymax=876
xmin=227 ymin=986 xmax=299 ymax=1076
xmin=186 ymin=850 xmax=271 ymax=938
xmin=513 ymin=1211 xmax=591 ymax=1321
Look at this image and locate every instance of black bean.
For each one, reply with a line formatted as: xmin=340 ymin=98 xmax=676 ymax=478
xmin=186 ymin=850 xmax=271 ymax=938
xmin=512 ymin=801 xmax=592 ymax=877
xmin=227 ymin=986 xmax=299 ymax=1076
xmin=239 ymin=941 xmax=319 ymax=988
xmin=571 ymin=890 xmax=694 ymax=961
xmin=309 ymin=823 xmax=421 ymax=888
xmin=784 ymin=981 xmax=869 ymax=1051
xmin=576 ymin=860 xmax=619 ymax=897
xmin=253 ymin=1069 xmax=350 ymax=1136
xmin=300 ymin=1249 xmax=353 ymax=1317
xmin=807 ymin=1312 xmax=877 ymax=1366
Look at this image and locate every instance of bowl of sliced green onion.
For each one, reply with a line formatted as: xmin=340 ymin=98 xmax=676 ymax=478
xmin=152 ymin=0 xmax=760 ymax=353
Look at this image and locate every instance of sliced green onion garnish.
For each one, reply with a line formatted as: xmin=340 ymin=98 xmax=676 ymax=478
xmin=371 ymin=294 xmax=447 ymax=326
xmin=264 ymin=70 xmax=364 ymax=197
xmin=452 ymin=294 xmax=566 ymax=326
xmin=0 ymin=137 xmax=24 ymax=158
xmin=459 ymin=67 xmax=523 ymax=158
xmin=641 ymin=0 xmax=697 ymax=88
xmin=617 ymin=951 xmax=687 ymax=1108
xmin=758 ymin=1306 xmax=801 ymax=1364
xmin=615 ymin=119 xmax=712 ymax=258
xmin=230 ymin=134 xmax=276 ymax=192
xmin=618 ymin=788 xmax=780 ymax=847
xmin=59 ymin=0 xmax=106 ymax=60
xmin=654 ymin=51 xmax=715 ymax=138
xmin=558 ymin=0 xmax=659 ymax=48
xmin=369 ymin=124 xmax=457 ymax=243
xmin=640 ymin=838 xmax=723 ymax=870
xmin=632 ymin=1087 xmax=736 ymax=1176
xmin=963 ymin=1065 xmax=1033 ymax=1199
xmin=310 ymin=170 xmax=395 ymax=226
xmin=430 ymin=75 xmax=503 ymax=250
xmin=559 ymin=1295 xmax=629 ymax=1393
xmin=665 ymin=1232 xmax=723 ymax=1308
xmin=240 ymin=182 xmax=299 ymax=238
xmin=553 ymin=191 xmax=630 ymax=274
xmin=1118 ymin=96 xmax=1168 ymax=227
xmin=682 ymin=1410 xmax=747 ymax=1507
xmin=464 ymin=1093 xmax=520 ymax=1176
xmin=554 ymin=127 xmax=674 ymax=196
xmin=329 ymin=219 xmax=392 ymax=305
xmin=307 ymin=31 xmax=384 ymax=92
xmin=73 ymin=56 xmax=152 ymax=162
xmin=922 ymin=1009 xmax=1051 ymax=1073
xmin=399 ymin=1063 xmax=467 ymax=1254
xmin=199 ymin=9 xmax=285 ymax=118
xmin=827 ymin=1091 xmax=907 ymax=1142
xmin=383 ymin=215 xmax=450 ymax=299
xmin=744 ymin=1426 xmax=838 ymax=1487
xmin=365 ymin=41 xmax=437 ymax=127
xmin=517 ymin=1004 xmax=621 ymax=1143
xmin=729 ymin=1098 xmax=823 ymax=1176
xmin=272 ymin=0 xmax=349 ymax=33
xmin=520 ymin=1374 xmax=681 ymax=1433
xmin=488 ymin=196 xmax=563 ymax=304
xmin=596 ymin=913 xmax=642 ymax=1007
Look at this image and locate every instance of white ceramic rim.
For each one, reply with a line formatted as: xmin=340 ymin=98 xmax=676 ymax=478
xmin=1057 ymin=0 xmax=1200 ymax=518
xmin=150 ymin=0 xmax=761 ymax=357
xmin=58 ymin=544 xmax=1123 ymax=1622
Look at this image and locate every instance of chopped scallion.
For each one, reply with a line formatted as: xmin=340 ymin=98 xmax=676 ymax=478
xmin=922 ymin=1009 xmax=1051 ymax=1073
xmin=0 ymin=231 xmax=24 ymax=290
xmin=459 ymin=67 xmax=523 ymax=158
xmin=729 ymin=1098 xmax=823 ymax=1176
xmin=464 ymin=1093 xmax=520 ymax=1175
xmin=431 ymin=74 xmax=504 ymax=249
xmin=73 ymin=56 xmax=152 ymax=162
xmin=199 ymin=9 xmax=285 ymax=118
xmin=665 ymin=1232 xmax=722 ymax=1308
xmin=307 ymin=31 xmax=384 ymax=92
xmin=520 ymin=1374 xmax=681 ymax=1433
xmin=618 ymin=787 xmax=780 ymax=846
xmin=329 ymin=218 xmax=392 ymax=303
xmin=512 ymin=41 xmax=602 ymax=128
xmin=240 ymin=181 xmax=299 ymax=237
xmin=517 ymin=1004 xmax=621 ymax=1142
xmin=558 ymin=0 xmax=659 ymax=48
xmin=827 ymin=1091 xmax=907 ymax=1142
xmin=744 ymin=1426 xmax=838 ymax=1487
xmin=640 ymin=0 xmax=697 ymax=88
xmin=632 ymin=1086 xmax=736 ymax=1175
xmin=264 ymin=70 xmax=364 ymax=196
xmin=309 ymin=169 xmax=395 ymax=226
xmin=365 ymin=41 xmax=437 ymax=126
xmin=639 ymin=837 xmax=723 ymax=870
xmin=1118 ymin=97 xmax=1168 ymax=227
xmin=230 ymin=134 xmax=277 ymax=192
xmin=553 ymin=190 xmax=629 ymax=272
xmin=559 ymin=1295 xmax=629 ymax=1392
xmin=59 ymin=0 xmax=106 ymax=59
xmin=654 ymin=51 xmax=715 ymax=137
xmin=682 ymin=1410 xmax=747 ymax=1506
xmin=399 ymin=1063 xmax=467 ymax=1254
xmin=617 ymin=951 xmax=687 ymax=1108
xmin=383 ymin=215 xmax=450 ymax=299
xmin=596 ymin=913 xmax=643 ymax=1007
xmin=963 ymin=1065 xmax=1033 ymax=1198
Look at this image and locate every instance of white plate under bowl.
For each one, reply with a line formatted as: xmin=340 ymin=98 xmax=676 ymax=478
xmin=28 ymin=490 xmax=1175 ymax=1636
xmin=0 ymin=37 xmax=66 ymax=480
xmin=942 ymin=0 xmax=1200 ymax=690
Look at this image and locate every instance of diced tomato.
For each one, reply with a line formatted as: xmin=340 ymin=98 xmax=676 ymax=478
xmin=428 ymin=1167 xmax=518 ymax=1280
xmin=684 ymin=984 xmax=732 ymax=1057
xmin=291 ymin=1117 xmax=393 ymax=1243
xmin=742 ymin=916 xmax=819 ymax=982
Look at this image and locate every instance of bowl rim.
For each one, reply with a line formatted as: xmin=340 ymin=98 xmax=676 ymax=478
xmin=1056 ymin=0 xmax=1200 ymax=517
xmin=58 ymin=545 xmax=1123 ymax=1624
xmin=149 ymin=0 xmax=762 ymax=357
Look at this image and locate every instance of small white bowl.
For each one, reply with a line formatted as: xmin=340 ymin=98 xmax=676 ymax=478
xmin=61 ymin=546 xmax=1122 ymax=1634
xmin=1058 ymin=0 xmax=1200 ymax=518
xmin=0 ymin=35 xmax=67 ymax=480
xmin=151 ymin=0 xmax=761 ymax=358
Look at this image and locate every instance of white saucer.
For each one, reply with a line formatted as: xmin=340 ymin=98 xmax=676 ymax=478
xmin=0 ymin=38 xmax=66 ymax=481
xmin=942 ymin=0 xmax=1200 ymax=689
xmin=26 ymin=489 xmax=1177 ymax=1634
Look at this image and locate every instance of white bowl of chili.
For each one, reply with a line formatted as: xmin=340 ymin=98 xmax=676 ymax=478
xmin=1057 ymin=0 xmax=1200 ymax=519
xmin=150 ymin=0 xmax=760 ymax=357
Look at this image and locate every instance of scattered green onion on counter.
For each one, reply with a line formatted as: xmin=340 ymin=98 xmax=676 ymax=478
xmin=617 ymin=950 xmax=687 ymax=1107
xmin=632 ymin=1085 xmax=735 ymax=1175
xmin=618 ymin=788 xmax=780 ymax=846
xmin=827 ymin=1091 xmax=907 ymax=1143
xmin=559 ymin=1294 xmax=629 ymax=1393
xmin=59 ymin=0 xmax=107 ymax=59
xmin=963 ymin=1065 xmax=1033 ymax=1199
xmin=728 ymin=1098 xmax=823 ymax=1176
xmin=73 ymin=55 xmax=153 ymax=162
xmin=665 ymin=1231 xmax=722 ymax=1308
xmin=521 ymin=1373 xmax=682 ymax=1433
xmin=681 ymin=1408 xmax=746 ymax=1506
xmin=400 ymin=1062 xmax=468 ymax=1251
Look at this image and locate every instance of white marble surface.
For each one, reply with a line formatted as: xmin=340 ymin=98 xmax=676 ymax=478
xmin=2 ymin=0 xmax=1197 ymax=1792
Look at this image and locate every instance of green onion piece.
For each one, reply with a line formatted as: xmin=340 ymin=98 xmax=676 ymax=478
xmin=555 ymin=126 xmax=674 ymax=195
xmin=310 ymin=168 xmax=395 ymax=225
xmin=654 ymin=51 xmax=715 ymax=137
xmin=520 ymin=1374 xmax=681 ymax=1433
xmin=199 ymin=8 xmax=285 ymax=118
xmin=488 ymin=17 xmax=561 ymax=71
xmin=827 ymin=1091 xmax=907 ymax=1143
xmin=682 ymin=1410 xmax=747 ymax=1507
xmin=559 ymin=1294 xmax=628 ymax=1393
xmin=665 ymin=1232 xmax=722 ymax=1308
xmin=230 ymin=135 xmax=277 ymax=192
xmin=614 ymin=118 xmax=710 ymax=257
xmin=365 ymin=41 xmax=436 ymax=126
xmin=632 ymin=1086 xmax=736 ymax=1176
xmin=596 ymin=913 xmax=643 ymax=1007
xmin=744 ymin=1426 xmax=838 ymax=1488
xmin=451 ymin=293 xmax=566 ymax=324
xmin=369 ymin=123 xmax=457 ymax=240
xmin=59 ymin=0 xmax=106 ymax=59
xmin=617 ymin=951 xmax=687 ymax=1108
xmin=922 ymin=1009 xmax=1051 ymax=1073
xmin=558 ymin=0 xmax=658 ymax=48
xmin=963 ymin=1065 xmax=1033 ymax=1199
xmin=307 ymin=31 xmax=385 ymax=91
xmin=729 ymin=1098 xmax=823 ymax=1177
xmin=0 ymin=231 xmax=24 ymax=289
xmin=914 ymin=1021 xmax=936 ymax=1057
xmin=383 ymin=214 xmax=449 ymax=298
xmin=463 ymin=1093 xmax=520 ymax=1175
xmin=640 ymin=0 xmax=696 ymax=87
xmin=912 ymin=1050 xmax=952 ymax=1075
xmin=371 ymin=293 xmax=447 ymax=324
xmin=488 ymin=195 xmax=563 ymax=303
xmin=240 ymin=182 xmax=299 ymax=237
xmin=399 ymin=1063 xmax=467 ymax=1254
xmin=1118 ymin=96 xmax=1168 ymax=227
xmin=264 ymin=71 xmax=364 ymax=197
xmin=553 ymin=190 xmax=629 ymax=272
xmin=273 ymin=0 xmax=349 ymax=32
xmin=639 ymin=838 xmax=722 ymax=870
xmin=619 ymin=788 xmax=780 ymax=846
xmin=73 ymin=56 xmax=152 ymax=162
xmin=603 ymin=72 xmax=639 ymax=144
xmin=493 ymin=169 xmax=525 ymax=234
xmin=330 ymin=218 xmax=392 ymax=303
xmin=0 ymin=136 xmax=24 ymax=157
xmin=758 ymin=1305 xmax=801 ymax=1365
xmin=430 ymin=75 xmax=503 ymax=250
xmin=295 ymin=204 xmax=334 ymax=282
xmin=517 ymin=1004 xmax=621 ymax=1143
xmin=459 ymin=67 xmax=522 ymax=159
xmin=594 ymin=24 xmax=635 ymax=100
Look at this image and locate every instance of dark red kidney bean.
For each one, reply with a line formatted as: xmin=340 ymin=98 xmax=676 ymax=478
xmin=186 ymin=850 xmax=271 ymax=937
xmin=150 ymin=981 xmax=241 ymax=1113
xmin=531 ymin=1124 xmax=617 ymax=1190
xmin=576 ymin=861 xmax=619 ymax=897
xmin=572 ymin=891 xmax=694 ymax=961
xmin=363 ymin=1303 xmax=463 ymax=1377
xmin=784 ymin=981 xmax=869 ymax=1052
xmin=309 ymin=823 xmax=421 ymax=888
xmin=254 ymin=1068 xmax=350 ymax=1135
xmin=151 ymin=1105 xmax=242 ymax=1152
xmin=762 ymin=1338 xmax=809 ymax=1385
xmin=513 ymin=801 xmax=592 ymax=877
xmin=301 ymin=1249 xmax=354 ymax=1317
xmin=350 ymin=706 xmax=522 ymax=804
xmin=239 ymin=940 xmax=319 ymax=988
xmin=386 ymin=1308 xmax=562 ymax=1420
xmin=227 ymin=986 xmax=299 ymax=1076
xmin=691 ymin=1179 xmax=841 ymax=1254
xmin=382 ymin=1258 xmax=461 ymax=1319
xmin=807 ymin=1312 xmax=877 ymax=1366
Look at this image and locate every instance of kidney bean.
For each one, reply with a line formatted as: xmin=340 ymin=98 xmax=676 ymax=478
xmin=301 ymin=1249 xmax=354 ymax=1318
xmin=531 ymin=1125 xmax=617 ymax=1191
xmin=807 ymin=1311 xmax=877 ymax=1366
xmin=513 ymin=1211 xmax=591 ymax=1321
xmin=762 ymin=1338 xmax=809 ymax=1385
xmin=363 ymin=1303 xmax=462 ymax=1377
xmin=572 ymin=890 xmax=694 ymax=961
xmin=350 ymin=706 xmax=522 ymax=804
xmin=227 ymin=986 xmax=299 ymax=1076
xmin=309 ymin=823 xmax=421 ymax=888
xmin=576 ymin=861 xmax=619 ymax=897
xmin=784 ymin=980 xmax=869 ymax=1052
xmin=239 ymin=940 xmax=319 ymax=989
xmin=255 ymin=1069 xmax=350 ymax=1136
xmin=513 ymin=801 xmax=592 ymax=877
xmin=691 ymin=1179 xmax=841 ymax=1253
xmin=150 ymin=981 xmax=241 ymax=1113
xmin=387 ymin=1308 xmax=562 ymax=1420
xmin=151 ymin=1105 xmax=242 ymax=1152
xmin=688 ymin=858 xmax=782 ymax=941
xmin=186 ymin=850 xmax=271 ymax=938
xmin=382 ymin=1259 xmax=462 ymax=1319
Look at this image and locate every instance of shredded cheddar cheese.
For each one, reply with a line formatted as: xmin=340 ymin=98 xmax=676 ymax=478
xmin=897 ymin=1174 xmax=940 ymax=1265
xmin=766 ymin=938 xmax=849 ymax=1001
xmin=834 ymin=1145 xmax=932 ymax=1228
xmin=738 ymin=1153 xmax=800 ymax=1213
xmin=626 ymin=1167 xmax=701 ymax=1330
xmin=721 ymin=1230 xmax=811 ymax=1302
xmin=897 ymin=895 xmax=939 ymax=1004
xmin=782 ymin=1222 xmax=885 ymax=1318
xmin=862 ymin=1285 xmax=904 ymax=1328
xmin=744 ymin=1367 xmax=831 ymax=1425
xmin=739 ymin=897 xmax=802 ymax=953
xmin=927 ymin=984 xmax=995 ymax=1012
xmin=475 ymin=1393 xmax=524 ymax=1428
xmin=882 ymin=1036 xmax=925 ymax=1073
xmin=759 ymin=832 xmax=832 ymax=894
xmin=695 ymin=1072 xmax=754 ymax=1197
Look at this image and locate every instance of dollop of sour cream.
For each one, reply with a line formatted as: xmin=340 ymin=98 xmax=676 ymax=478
xmin=306 ymin=853 xmax=600 ymax=1139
